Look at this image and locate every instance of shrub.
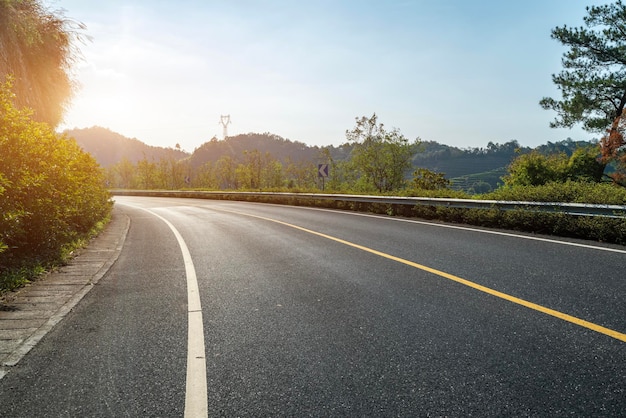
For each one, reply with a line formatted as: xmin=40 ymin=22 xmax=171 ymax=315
xmin=483 ymin=181 xmax=626 ymax=204
xmin=0 ymin=79 xmax=112 ymax=283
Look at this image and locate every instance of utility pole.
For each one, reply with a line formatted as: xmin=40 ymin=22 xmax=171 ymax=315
xmin=219 ymin=115 xmax=231 ymax=139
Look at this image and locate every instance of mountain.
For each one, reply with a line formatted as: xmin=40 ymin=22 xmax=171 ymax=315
xmin=63 ymin=126 xmax=189 ymax=167
xmin=411 ymin=139 xmax=597 ymax=192
xmin=188 ymin=133 xmax=323 ymax=168
xmin=63 ymin=126 xmax=598 ymax=192
xmin=411 ymin=140 xmax=528 ymax=179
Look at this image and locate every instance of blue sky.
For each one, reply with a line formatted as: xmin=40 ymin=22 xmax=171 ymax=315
xmin=50 ymin=0 xmax=607 ymax=152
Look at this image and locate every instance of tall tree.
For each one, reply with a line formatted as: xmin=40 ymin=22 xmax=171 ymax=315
xmin=540 ymin=1 xmax=626 ymax=184
xmin=346 ymin=114 xmax=417 ymax=193
xmin=540 ymin=2 xmax=626 ymax=131
xmin=0 ymin=0 xmax=85 ymax=126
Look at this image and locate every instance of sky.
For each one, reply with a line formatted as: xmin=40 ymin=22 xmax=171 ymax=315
xmin=49 ymin=0 xmax=608 ymax=152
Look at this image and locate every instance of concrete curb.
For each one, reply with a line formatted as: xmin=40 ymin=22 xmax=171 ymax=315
xmin=0 ymin=206 xmax=129 ymax=379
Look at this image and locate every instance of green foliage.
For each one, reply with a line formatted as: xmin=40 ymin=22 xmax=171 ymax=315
xmin=105 ymin=147 xmax=319 ymax=191
xmin=188 ymin=132 xmax=318 ymax=169
xmin=345 ymin=113 xmax=418 ymax=192
xmin=541 ymin=1 xmax=626 ymax=132
xmin=0 ymin=265 xmax=44 ymax=293
xmin=404 ymin=188 xmax=470 ymax=199
xmin=539 ymin=2 xmax=626 ymax=185
xmin=413 ymin=178 xmax=626 ymax=244
xmin=567 ymin=146 xmax=606 ymax=182
xmin=504 ymin=146 xmax=605 ymax=186
xmin=409 ymin=205 xmax=626 ymax=245
xmin=411 ymin=167 xmax=451 ymax=190
xmin=484 ymin=180 xmax=626 ymax=204
xmin=451 ymin=168 xmax=506 ymax=193
xmin=0 ymin=0 xmax=86 ymax=127
xmin=412 ymin=140 xmax=526 ymax=180
xmin=504 ymin=151 xmax=568 ymax=186
xmin=121 ymin=187 xmax=626 ymax=245
xmin=540 ymin=1 xmax=626 ymax=132
xmin=0 ymin=79 xmax=112 ymax=280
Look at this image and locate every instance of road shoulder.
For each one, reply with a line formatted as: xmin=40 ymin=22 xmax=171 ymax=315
xmin=0 ymin=205 xmax=129 ymax=379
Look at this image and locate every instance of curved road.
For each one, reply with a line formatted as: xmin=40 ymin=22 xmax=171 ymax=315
xmin=1 ymin=196 xmax=625 ymax=416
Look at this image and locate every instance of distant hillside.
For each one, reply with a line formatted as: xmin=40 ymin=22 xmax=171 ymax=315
xmin=64 ymin=126 xmax=189 ymax=167
xmin=412 ymin=140 xmax=528 ymax=179
xmin=64 ymin=126 xmax=598 ymax=193
xmin=412 ymin=139 xmax=599 ymax=191
xmin=188 ymin=133 xmax=324 ymax=168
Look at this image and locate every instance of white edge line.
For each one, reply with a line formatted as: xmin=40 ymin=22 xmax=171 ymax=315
xmin=278 ymin=204 xmax=626 ymax=255
xmin=137 ymin=207 xmax=208 ymax=418
xmin=125 ymin=198 xmax=626 ymax=254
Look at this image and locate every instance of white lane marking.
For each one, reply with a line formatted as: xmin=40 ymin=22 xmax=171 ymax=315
xmin=121 ymin=197 xmax=626 ymax=254
xmin=137 ymin=207 xmax=208 ymax=418
xmin=249 ymin=203 xmax=626 ymax=255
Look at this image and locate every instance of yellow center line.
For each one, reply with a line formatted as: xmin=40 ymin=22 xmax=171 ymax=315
xmin=215 ymin=206 xmax=626 ymax=343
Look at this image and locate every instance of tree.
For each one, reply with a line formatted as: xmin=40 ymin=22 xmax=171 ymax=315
xmin=136 ymin=157 xmax=160 ymax=189
xmin=215 ymin=155 xmax=237 ymax=189
xmin=346 ymin=114 xmax=418 ymax=192
xmin=0 ymin=0 xmax=86 ymax=127
xmin=600 ymin=114 xmax=626 ymax=185
xmin=193 ymin=162 xmax=219 ymax=189
xmin=285 ymin=158 xmax=317 ymax=190
xmin=540 ymin=2 xmax=626 ymax=184
xmin=567 ymin=145 xmax=606 ymax=182
xmin=411 ymin=168 xmax=450 ymax=190
xmin=540 ymin=2 xmax=626 ymax=131
xmin=503 ymin=146 xmax=605 ymax=186
xmin=504 ymin=151 xmax=568 ymax=186
xmin=115 ymin=158 xmax=136 ymax=189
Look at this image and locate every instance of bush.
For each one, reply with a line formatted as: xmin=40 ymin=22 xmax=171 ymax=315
xmin=0 ymin=79 xmax=112 ymax=287
xmin=504 ymin=146 xmax=605 ymax=187
xmin=482 ymin=180 xmax=626 ymax=204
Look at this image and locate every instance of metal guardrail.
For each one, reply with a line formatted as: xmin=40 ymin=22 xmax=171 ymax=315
xmin=110 ymin=190 xmax=626 ymax=219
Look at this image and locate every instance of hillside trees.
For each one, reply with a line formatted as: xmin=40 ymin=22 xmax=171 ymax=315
xmin=411 ymin=168 xmax=451 ymax=190
xmin=504 ymin=145 xmax=605 ymax=186
xmin=104 ymin=149 xmax=318 ymax=191
xmin=319 ymin=147 xmax=352 ymax=191
xmin=345 ymin=114 xmax=418 ymax=192
xmin=102 ymin=115 xmax=427 ymax=193
xmin=285 ymin=157 xmax=317 ymax=189
xmin=540 ymin=1 xmax=626 ymax=184
xmin=0 ymin=0 xmax=85 ymax=126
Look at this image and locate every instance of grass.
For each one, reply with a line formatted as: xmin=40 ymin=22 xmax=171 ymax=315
xmin=0 ymin=214 xmax=111 ymax=296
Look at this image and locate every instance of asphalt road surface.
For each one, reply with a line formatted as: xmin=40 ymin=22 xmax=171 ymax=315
xmin=1 ymin=196 xmax=625 ymax=417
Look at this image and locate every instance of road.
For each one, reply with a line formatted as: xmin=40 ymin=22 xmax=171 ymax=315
xmin=1 ymin=195 xmax=625 ymax=416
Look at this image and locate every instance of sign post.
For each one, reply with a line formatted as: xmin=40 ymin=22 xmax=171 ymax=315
xmin=317 ymin=164 xmax=329 ymax=191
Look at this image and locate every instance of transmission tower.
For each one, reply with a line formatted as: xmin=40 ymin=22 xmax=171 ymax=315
xmin=219 ymin=114 xmax=231 ymax=139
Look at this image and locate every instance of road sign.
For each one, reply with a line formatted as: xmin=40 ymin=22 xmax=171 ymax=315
xmin=318 ymin=164 xmax=329 ymax=178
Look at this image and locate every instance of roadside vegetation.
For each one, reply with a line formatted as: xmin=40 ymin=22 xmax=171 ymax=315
xmin=1 ymin=2 xmax=111 ymax=294
xmin=4 ymin=1 xmax=626 ymax=295
xmin=106 ymin=112 xmax=626 ymax=245
xmin=98 ymin=1 xmax=626 ymax=245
